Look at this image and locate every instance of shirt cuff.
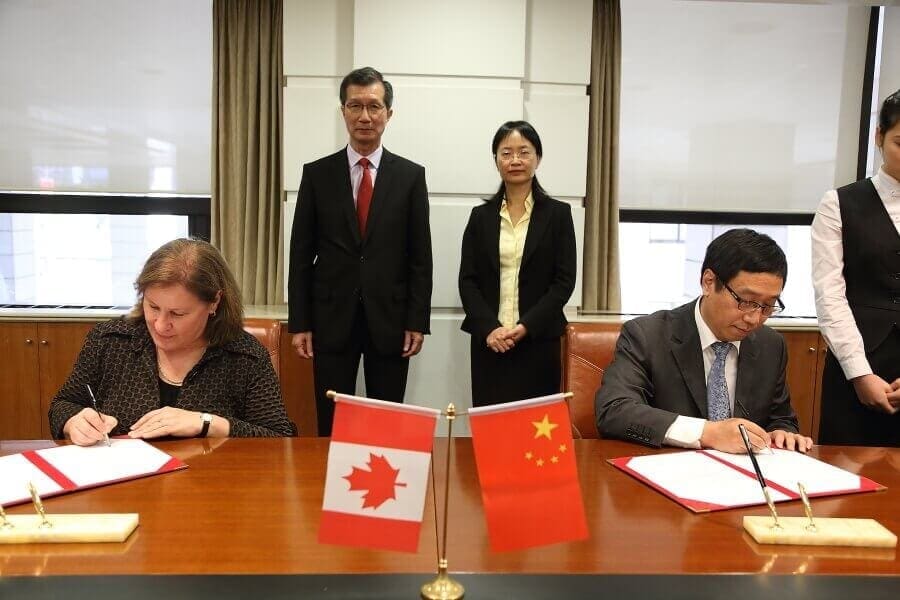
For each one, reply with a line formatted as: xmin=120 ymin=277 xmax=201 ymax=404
xmin=664 ymin=416 xmax=705 ymax=449
xmin=839 ymin=356 xmax=873 ymax=381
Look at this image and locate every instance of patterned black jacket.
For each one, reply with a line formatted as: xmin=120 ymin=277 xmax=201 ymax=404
xmin=49 ymin=318 xmax=296 ymax=438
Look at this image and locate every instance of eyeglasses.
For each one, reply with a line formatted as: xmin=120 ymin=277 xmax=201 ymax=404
xmin=497 ymin=149 xmax=535 ymax=162
xmin=344 ymin=102 xmax=386 ymax=115
xmin=717 ymin=276 xmax=785 ymax=317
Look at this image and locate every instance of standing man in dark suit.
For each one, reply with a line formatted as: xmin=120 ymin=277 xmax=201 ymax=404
xmin=595 ymin=229 xmax=813 ymax=454
xmin=288 ymin=67 xmax=432 ymax=436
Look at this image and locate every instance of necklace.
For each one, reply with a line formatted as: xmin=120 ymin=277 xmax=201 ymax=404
xmin=157 ymin=363 xmax=184 ymax=386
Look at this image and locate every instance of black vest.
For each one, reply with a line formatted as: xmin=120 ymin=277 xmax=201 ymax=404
xmin=836 ymin=178 xmax=900 ymax=351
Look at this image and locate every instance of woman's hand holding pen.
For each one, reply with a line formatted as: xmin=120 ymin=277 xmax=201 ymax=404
xmin=63 ymin=408 xmax=117 ymax=447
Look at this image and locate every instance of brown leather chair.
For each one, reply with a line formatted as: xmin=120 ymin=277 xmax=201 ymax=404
xmin=562 ymin=322 xmax=621 ymax=439
xmin=242 ymin=318 xmax=281 ymax=377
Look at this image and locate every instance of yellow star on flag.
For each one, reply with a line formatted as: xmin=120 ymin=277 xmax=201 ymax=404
xmin=532 ymin=414 xmax=558 ymax=440
xmin=558 ymin=444 xmax=567 ymax=453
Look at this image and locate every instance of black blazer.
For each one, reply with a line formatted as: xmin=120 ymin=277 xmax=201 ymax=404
xmin=458 ymin=192 xmax=577 ymax=342
xmin=288 ymin=148 xmax=432 ymax=355
xmin=594 ymin=300 xmax=800 ymax=448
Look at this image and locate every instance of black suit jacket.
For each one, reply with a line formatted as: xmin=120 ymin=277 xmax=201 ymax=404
xmin=594 ymin=300 xmax=799 ymax=447
xmin=288 ymin=148 xmax=432 ymax=355
xmin=458 ymin=194 xmax=577 ymax=341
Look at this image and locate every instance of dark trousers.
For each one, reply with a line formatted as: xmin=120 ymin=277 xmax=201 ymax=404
xmin=312 ymin=304 xmax=409 ymax=436
xmin=818 ymin=329 xmax=900 ymax=447
xmin=470 ymin=335 xmax=561 ymax=408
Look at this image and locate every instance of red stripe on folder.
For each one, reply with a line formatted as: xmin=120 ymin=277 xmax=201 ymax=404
xmin=699 ymin=450 xmax=799 ymax=499
xmin=22 ymin=450 xmax=78 ymax=491
xmin=158 ymin=456 xmax=186 ymax=472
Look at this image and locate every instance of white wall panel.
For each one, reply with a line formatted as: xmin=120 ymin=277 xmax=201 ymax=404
xmin=523 ymin=84 xmax=590 ymax=198
xmin=353 ymin=0 xmax=526 ymax=77
xmin=527 ymin=0 xmax=593 ymax=84
xmin=386 ymin=78 xmax=524 ymax=195
xmin=428 ymin=198 xmax=482 ymax=308
xmin=283 ymin=0 xmax=354 ymax=76
xmin=404 ymin=315 xmax=473 ymax=435
xmin=571 ymin=200 xmax=585 ymax=309
xmin=283 ymin=79 xmax=346 ymax=191
xmin=284 ymin=194 xmax=297 ymax=303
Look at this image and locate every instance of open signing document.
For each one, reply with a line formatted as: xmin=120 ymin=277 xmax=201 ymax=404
xmin=0 ymin=438 xmax=186 ymax=507
xmin=609 ymin=449 xmax=884 ymax=513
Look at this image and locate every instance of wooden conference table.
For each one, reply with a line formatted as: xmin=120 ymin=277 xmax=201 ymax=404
xmin=1 ymin=438 xmax=898 ymax=598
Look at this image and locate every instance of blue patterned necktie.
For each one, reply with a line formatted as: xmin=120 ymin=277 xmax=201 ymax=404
xmin=707 ymin=341 xmax=732 ymax=421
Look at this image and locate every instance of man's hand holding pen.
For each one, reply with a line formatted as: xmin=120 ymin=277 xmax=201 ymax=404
xmin=701 ymin=418 xmax=771 ymax=454
xmin=700 ymin=417 xmax=813 ymax=454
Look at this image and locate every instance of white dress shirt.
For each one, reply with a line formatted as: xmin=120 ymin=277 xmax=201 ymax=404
xmin=811 ymin=167 xmax=900 ymax=380
xmin=663 ymin=298 xmax=742 ymax=448
xmin=346 ymin=145 xmax=383 ymax=207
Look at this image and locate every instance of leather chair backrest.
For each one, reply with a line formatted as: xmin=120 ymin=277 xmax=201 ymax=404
xmin=562 ymin=322 xmax=621 ymax=439
xmin=242 ymin=318 xmax=281 ymax=377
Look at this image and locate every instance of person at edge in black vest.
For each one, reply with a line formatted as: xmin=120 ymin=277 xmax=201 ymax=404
xmin=812 ymin=89 xmax=900 ymax=446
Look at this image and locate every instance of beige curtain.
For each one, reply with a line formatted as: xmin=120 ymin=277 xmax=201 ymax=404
xmin=583 ymin=0 xmax=621 ymax=311
xmin=211 ymin=0 xmax=284 ymax=304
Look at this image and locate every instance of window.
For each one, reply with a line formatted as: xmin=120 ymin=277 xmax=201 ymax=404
xmin=619 ymin=222 xmax=814 ymax=317
xmin=0 ymin=0 xmax=211 ymax=306
xmin=0 ymin=214 xmax=188 ymax=307
xmin=617 ymin=1 xmax=880 ymax=318
xmin=619 ymin=0 xmax=868 ymax=213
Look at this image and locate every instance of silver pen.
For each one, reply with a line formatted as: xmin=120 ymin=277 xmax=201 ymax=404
xmin=85 ymin=384 xmax=112 ymax=447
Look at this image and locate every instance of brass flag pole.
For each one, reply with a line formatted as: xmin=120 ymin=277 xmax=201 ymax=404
xmin=420 ymin=403 xmax=464 ymax=600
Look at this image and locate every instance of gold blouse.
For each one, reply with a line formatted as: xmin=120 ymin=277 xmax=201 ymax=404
xmin=497 ymin=193 xmax=534 ymax=328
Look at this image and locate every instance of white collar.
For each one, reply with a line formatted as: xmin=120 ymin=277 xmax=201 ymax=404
xmin=347 ymin=145 xmax=383 ymax=169
xmin=873 ymin=166 xmax=900 ymax=199
xmin=694 ymin=296 xmax=742 ymax=353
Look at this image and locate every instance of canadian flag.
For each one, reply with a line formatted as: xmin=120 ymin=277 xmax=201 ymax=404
xmin=318 ymin=393 xmax=439 ymax=552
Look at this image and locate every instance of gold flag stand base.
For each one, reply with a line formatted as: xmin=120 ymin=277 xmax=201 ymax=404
xmin=420 ymin=404 xmax=464 ymax=599
xmin=420 ymin=559 xmax=465 ymax=600
xmin=0 ymin=513 xmax=139 ymax=544
xmin=743 ymin=516 xmax=897 ymax=548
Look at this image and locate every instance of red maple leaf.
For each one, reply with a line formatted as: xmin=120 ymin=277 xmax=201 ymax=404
xmin=343 ymin=453 xmax=407 ymax=509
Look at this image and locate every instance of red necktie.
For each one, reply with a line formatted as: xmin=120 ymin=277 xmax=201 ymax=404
xmin=356 ymin=157 xmax=373 ymax=236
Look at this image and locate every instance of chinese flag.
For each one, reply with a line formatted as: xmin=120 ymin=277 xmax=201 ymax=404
xmin=469 ymin=394 xmax=588 ymax=552
xmin=319 ymin=394 xmax=439 ymax=552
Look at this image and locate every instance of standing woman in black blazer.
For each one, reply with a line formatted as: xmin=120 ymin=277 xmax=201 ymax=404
xmin=459 ymin=121 xmax=577 ymax=407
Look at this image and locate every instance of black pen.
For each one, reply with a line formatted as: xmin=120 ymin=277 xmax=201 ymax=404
xmin=86 ymin=384 xmax=112 ymax=447
xmin=737 ymin=423 xmax=780 ymax=528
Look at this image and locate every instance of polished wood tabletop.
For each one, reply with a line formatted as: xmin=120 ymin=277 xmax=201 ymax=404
xmin=1 ymin=438 xmax=898 ymax=577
